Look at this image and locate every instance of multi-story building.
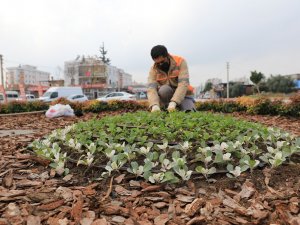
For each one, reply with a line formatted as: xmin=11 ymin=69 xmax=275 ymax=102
xmin=64 ymin=56 xmax=133 ymax=99
xmin=48 ymin=78 xmax=65 ymax=87
xmin=4 ymin=65 xmax=50 ymax=97
xmin=121 ymin=72 xmax=132 ymax=88
xmin=6 ymin=65 xmax=50 ymax=87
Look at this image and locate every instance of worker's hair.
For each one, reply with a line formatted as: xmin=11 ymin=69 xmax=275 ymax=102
xmin=150 ymin=45 xmax=168 ymax=59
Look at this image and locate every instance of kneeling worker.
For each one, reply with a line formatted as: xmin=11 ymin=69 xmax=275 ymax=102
xmin=147 ymin=45 xmax=196 ymax=112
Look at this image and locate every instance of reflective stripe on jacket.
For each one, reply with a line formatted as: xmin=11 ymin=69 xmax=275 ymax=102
xmin=147 ymin=54 xmax=194 ymax=107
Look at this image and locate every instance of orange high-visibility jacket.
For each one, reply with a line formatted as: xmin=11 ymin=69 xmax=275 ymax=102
xmin=147 ymin=54 xmax=194 ymax=107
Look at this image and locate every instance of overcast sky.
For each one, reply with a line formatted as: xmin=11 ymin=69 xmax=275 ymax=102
xmin=1 ymin=0 xmax=300 ymax=86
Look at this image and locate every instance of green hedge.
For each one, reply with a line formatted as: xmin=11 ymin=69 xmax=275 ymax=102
xmin=1 ymin=96 xmax=299 ymax=117
xmin=195 ymin=100 xmax=247 ymax=113
xmin=0 ymin=98 xmax=148 ymax=114
xmin=0 ymin=101 xmax=49 ymax=114
xmin=196 ymin=95 xmax=300 ymax=117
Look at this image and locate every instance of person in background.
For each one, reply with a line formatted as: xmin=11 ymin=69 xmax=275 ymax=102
xmin=147 ymin=45 xmax=195 ymax=112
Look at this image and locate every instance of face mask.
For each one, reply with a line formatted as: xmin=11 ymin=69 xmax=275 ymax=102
xmin=158 ymin=61 xmax=170 ymax=72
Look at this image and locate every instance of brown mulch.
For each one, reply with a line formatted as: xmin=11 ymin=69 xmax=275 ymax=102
xmin=232 ymin=112 xmax=300 ymax=137
xmin=0 ymin=111 xmax=299 ymax=224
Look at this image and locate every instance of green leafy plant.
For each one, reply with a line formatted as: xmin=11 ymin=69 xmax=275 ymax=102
xmin=240 ymin=155 xmax=259 ymax=173
xmin=226 ymin=164 xmax=248 ymax=178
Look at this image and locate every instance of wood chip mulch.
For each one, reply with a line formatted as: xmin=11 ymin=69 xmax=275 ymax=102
xmin=0 ymin=112 xmax=299 ymax=224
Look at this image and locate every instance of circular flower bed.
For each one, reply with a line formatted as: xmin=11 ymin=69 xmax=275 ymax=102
xmin=29 ymin=111 xmax=300 ymax=183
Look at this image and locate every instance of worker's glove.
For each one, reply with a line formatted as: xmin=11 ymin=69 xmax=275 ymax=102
xmin=151 ymin=105 xmax=161 ymax=112
xmin=167 ymin=101 xmax=177 ymax=112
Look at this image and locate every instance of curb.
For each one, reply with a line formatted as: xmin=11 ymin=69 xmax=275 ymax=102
xmin=0 ymin=110 xmax=46 ymax=117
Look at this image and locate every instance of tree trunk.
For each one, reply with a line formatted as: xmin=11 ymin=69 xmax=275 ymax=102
xmin=256 ymin=84 xmax=260 ymax=94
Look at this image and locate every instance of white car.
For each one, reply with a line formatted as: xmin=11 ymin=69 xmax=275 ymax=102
xmin=16 ymin=94 xmax=37 ymax=102
xmin=26 ymin=94 xmax=37 ymax=101
xmin=67 ymin=94 xmax=88 ymax=102
xmin=97 ymin=92 xmax=136 ymax=101
xmin=39 ymin=87 xmax=84 ymax=102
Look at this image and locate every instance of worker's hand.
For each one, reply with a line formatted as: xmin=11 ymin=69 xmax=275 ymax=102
xmin=151 ymin=105 xmax=161 ymax=112
xmin=167 ymin=101 xmax=177 ymax=112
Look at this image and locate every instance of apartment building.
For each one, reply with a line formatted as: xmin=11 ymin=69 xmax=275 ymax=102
xmin=6 ymin=65 xmax=50 ymax=87
xmin=64 ymin=56 xmax=133 ymax=98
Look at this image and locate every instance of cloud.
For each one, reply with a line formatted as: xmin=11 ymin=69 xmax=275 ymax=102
xmin=1 ymin=0 xmax=300 ymax=85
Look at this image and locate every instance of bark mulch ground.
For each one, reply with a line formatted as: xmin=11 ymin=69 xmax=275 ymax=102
xmin=0 ymin=111 xmax=299 ymax=225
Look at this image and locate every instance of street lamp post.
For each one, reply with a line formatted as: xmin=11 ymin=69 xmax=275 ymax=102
xmin=226 ymin=62 xmax=230 ymax=99
xmin=0 ymin=55 xmax=4 ymax=87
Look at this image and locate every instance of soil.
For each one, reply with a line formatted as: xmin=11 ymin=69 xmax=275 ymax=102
xmin=0 ymin=111 xmax=299 ymax=224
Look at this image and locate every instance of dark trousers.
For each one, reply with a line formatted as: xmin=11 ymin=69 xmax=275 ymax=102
xmin=158 ymin=85 xmax=196 ymax=111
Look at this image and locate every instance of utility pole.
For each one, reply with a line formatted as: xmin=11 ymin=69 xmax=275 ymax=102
xmin=226 ymin=62 xmax=230 ymax=99
xmin=0 ymin=55 xmax=4 ymax=87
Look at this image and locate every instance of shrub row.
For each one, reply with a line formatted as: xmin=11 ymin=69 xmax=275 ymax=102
xmin=0 ymin=98 xmax=148 ymax=114
xmin=0 ymin=101 xmax=49 ymax=114
xmin=50 ymin=98 xmax=148 ymax=113
xmin=195 ymin=94 xmax=300 ymax=117
xmin=195 ymin=100 xmax=246 ymax=113
xmin=1 ymin=95 xmax=299 ymax=117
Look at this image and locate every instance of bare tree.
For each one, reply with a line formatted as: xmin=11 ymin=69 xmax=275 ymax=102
xmin=99 ymin=42 xmax=111 ymax=65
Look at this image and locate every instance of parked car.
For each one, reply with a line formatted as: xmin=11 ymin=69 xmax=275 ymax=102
xmin=26 ymin=94 xmax=36 ymax=101
xmin=39 ymin=87 xmax=84 ymax=102
xmin=136 ymin=92 xmax=147 ymax=99
xmin=67 ymin=94 xmax=88 ymax=102
xmin=0 ymin=93 xmax=4 ymax=103
xmin=16 ymin=94 xmax=38 ymax=102
xmin=97 ymin=92 xmax=136 ymax=101
xmin=0 ymin=91 xmax=19 ymax=103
